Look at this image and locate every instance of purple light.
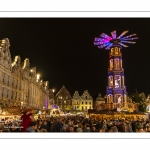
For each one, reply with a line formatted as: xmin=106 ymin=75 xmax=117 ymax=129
xmin=111 ymin=30 xmax=116 ymax=39
xmin=45 ymin=99 xmax=48 ymax=109
xmin=118 ymin=42 xmax=128 ymax=47
xmin=52 ymin=104 xmax=58 ymax=109
xmin=105 ymin=43 xmax=113 ymax=50
xmin=100 ymin=33 xmax=112 ymax=40
xmin=94 ymin=30 xmax=138 ymax=50
xmin=121 ymin=34 xmax=137 ymax=40
xmin=121 ymin=37 xmax=138 ymax=41
xmin=98 ymin=42 xmax=111 ymax=49
xmin=121 ymin=41 xmax=136 ymax=44
xmin=94 ymin=38 xmax=104 ymax=41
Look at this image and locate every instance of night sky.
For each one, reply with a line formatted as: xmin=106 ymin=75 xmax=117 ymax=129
xmin=0 ymin=18 xmax=150 ymax=100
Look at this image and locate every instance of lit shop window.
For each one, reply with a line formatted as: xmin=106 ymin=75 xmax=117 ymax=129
xmin=107 ymin=94 xmax=113 ymax=103
xmin=115 ymin=94 xmax=122 ymax=103
xmin=109 ymin=76 xmax=113 ymax=86
xmin=114 ymin=58 xmax=119 ymax=69
xmin=110 ymin=59 xmax=113 ymax=69
xmin=115 ymin=75 xmax=121 ymax=88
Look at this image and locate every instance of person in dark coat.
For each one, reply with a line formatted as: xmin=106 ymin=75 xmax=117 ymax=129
xmin=50 ymin=119 xmax=58 ymax=132
xmin=73 ymin=122 xmax=78 ymax=132
xmin=91 ymin=125 xmax=97 ymax=132
xmin=40 ymin=121 xmax=50 ymax=132
xmin=95 ymin=121 xmax=102 ymax=129
xmin=21 ymin=111 xmax=33 ymax=132
xmin=56 ymin=119 xmax=63 ymax=132
xmin=26 ymin=122 xmax=37 ymax=132
xmin=61 ymin=126 xmax=68 ymax=132
xmin=118 ymin=121 xmax=125 ymax=132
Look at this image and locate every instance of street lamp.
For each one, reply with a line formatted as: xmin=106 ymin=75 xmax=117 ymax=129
xmin=21 ymin=101 xmax=23 ymax=109
xmin=52 ymin=89 xmax=55 ymax=93
xmin=36 ymin=74 xmax=40 ymax=82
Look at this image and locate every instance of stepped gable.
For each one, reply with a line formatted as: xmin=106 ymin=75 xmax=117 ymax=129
xmin=81 ymin=90 xmax=93 ymax=100
xmin=72 ymin=91 xmax=82 ymax=100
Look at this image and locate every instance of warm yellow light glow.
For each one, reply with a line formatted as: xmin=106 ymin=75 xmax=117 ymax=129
xmin=21 ymin=102 xmax=23 ymax=105
xmin=2 ymin=111 xmax=6 ymax=115
xmin=30 ymin=69 xmax=33 ymax=72
xmin=52 ymin=89 xmax=55 ymax=93
xmin=46 ymin=81 xmax=48 ymax=86
xmin=37 ymin=74 xmax=40 ymax=80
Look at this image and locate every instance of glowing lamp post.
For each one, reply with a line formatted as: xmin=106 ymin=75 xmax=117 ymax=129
xmin=21 ymin=101 xmax=23 ymax=109
xmin=36 ymin=74 xmax=40 ymax=82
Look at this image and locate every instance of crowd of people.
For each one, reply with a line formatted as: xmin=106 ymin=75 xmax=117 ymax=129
xmin=0 ymin=111 xmax=150 ymax=133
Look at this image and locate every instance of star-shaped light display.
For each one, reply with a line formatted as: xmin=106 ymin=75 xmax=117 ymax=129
xmin=94 ymin=30 xmax=138 ymax=50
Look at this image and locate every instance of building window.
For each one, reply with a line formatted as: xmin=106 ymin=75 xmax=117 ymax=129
xmin=115 ymin=75 xmax=121 ymax=88
xmin=110 ymin=59 xmax=113 ymax=70
xmin=82 ymin=101 xmax=84 ymax=104
xmin=86 ymin=102 xmax=87 ymax=105
xmin=108 ymin=94 xmax=113 ymax=103
xmin=115 ymin=94 xmax=122 ymax=103
xmin=89 ymin=106 xmax=91 ymax=109
xmin=89 ymin=102 xmax=91 ymax=105
xmin=109 ymin=76 xmax=113 ymax=87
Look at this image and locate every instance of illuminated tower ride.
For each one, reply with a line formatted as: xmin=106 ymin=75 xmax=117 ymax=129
xmin=94 ymin=30 xmax=138 ymax=110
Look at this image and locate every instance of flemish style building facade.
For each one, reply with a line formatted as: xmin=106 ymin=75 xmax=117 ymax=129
xmin=72 ymin=90 xmax=93 ymax=112
xmin=80 ymin=90 xmax=93 ymax=111
xmin=0 ymin=38 xmax=49 ymax=109
xmin=72 ymin=91 xmax=82 ymax=111
xmin=54 ymin=86 xmax=72 ymax=111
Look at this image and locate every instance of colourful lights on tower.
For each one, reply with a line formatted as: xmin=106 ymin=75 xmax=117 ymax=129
xmin=94 ymin=30 xmax=138 ymax=50
xmin=94 ymin=30 xmax=138 ymax=110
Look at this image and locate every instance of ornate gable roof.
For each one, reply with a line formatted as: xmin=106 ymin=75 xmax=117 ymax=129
xmin=0 ymin=38 xmax=12 ymax=70
xmin=55 ymin=86 xmax=72 ymax=100
xmin=81 ymin=90 xmax=93 ymax=100
xmin=12 ymin=55 xmax=21 ymax=68
xmin=22 ymin=58 xmax=30 ymax=70
xmin=72 ymin=91 xmax=82 ymax=100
